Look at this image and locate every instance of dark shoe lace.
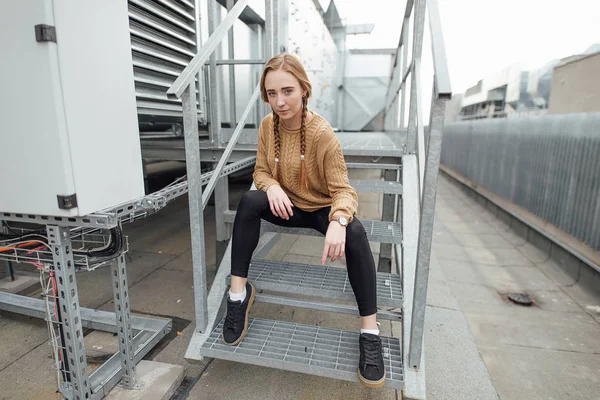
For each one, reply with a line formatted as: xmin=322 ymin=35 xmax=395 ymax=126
xmin=362 ymin=336 xmax=381 ymax=371
xmin=225 ymin=300 xmax=243 ymax=332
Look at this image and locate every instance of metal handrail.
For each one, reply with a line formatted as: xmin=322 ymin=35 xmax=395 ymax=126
xmin=166 ymin=0 xmax=250 ymax=99
xmin=384 ymin=0 xmax=453 ymax=112
xmin=427 ymin=0 xmax=452 ymax=99
xmin=201 ymin=85 xmax=261 ymax=209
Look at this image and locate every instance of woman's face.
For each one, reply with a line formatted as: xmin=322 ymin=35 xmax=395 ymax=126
xmin=264 ymin=69 xmax=306 ymax=123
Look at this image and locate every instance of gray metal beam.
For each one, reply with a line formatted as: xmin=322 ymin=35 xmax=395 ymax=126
xmin=215 ymin=0 xmax=265 ymax=26
xmin=0 ymin=291 xmax=171 ymax=334
xmin=182 ymin=85 xmax=209 ymax=333
xmin=226 ymin=0 xmax=237 ymax=131
xmin=378 ymin=169 xmax=398 ymax=272
xmin=215 ymin=59 xmax=266 ymax=65
xmin=201 ymin=86 xmax=261 ymax=210
xmin=427 ymin=0 xmax=452 ymax=99
xmin=349 ymin=179 xmax=403 ymax=194
xmin=401 ymin=155 xmax=426 ymax=398
xmin=208 ymin=0 xmax=222 ymax=147
xmin=49 ymin=225 xmax=91 ymax=399
xmin=254 ymin=293 xmax=402 ymax=321
xmin=167 ymin=0 xmax=250 ymax=98
xmin=409 ymin=92 xmax=444 ymax=370
xmin=215 ymin=175 xmax=230 ymax=267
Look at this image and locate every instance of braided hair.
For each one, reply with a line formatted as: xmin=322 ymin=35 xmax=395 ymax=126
xmin=271 ymin=97 xmax=309 ymax=190
xmin=272 ymin=111 xmax=281 ymax=181
xmin=298 ymin=95 xmax=309 ymax=191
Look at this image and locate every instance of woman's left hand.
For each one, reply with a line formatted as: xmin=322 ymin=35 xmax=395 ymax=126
xmin=322 ymin=221 xmax=346 ymax=264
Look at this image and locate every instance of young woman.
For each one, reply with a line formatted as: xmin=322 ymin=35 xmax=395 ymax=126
xmin=223 ymin=54 xmax=385 ymax=388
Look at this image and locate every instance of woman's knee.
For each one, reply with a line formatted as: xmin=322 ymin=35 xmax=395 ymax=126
xmin=346 ymin=218 xmax=367 ymax=240
xmin=238 ymin=190 xmax=268 ymax=213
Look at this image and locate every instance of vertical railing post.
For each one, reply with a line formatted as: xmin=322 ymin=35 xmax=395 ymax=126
xmin=378 ymin=169 xmax=396 ymax=273
xmin=265 ymin=0 xmax=274 ymax=59
xmin=182 ymin=85 xmax=209 ymax=333
xmin=399 ymin=17 xmax=410 ymax=129
xmin=208 ymin=0 xmax=221 ymax=148
xmin=226 ymin=0 xmax=237 ymax=132
xmin=408 ymin=82 xmax=447 ymax=370
xmin=272 ymin=0 xmax=280 ymax=54
xmin=215 ymin=175 xmax=230 ymax=267
xmin=194 ymin=0 xmax=206 ymax=123
xmin=406 ymin=0 xmax=427 ymax=154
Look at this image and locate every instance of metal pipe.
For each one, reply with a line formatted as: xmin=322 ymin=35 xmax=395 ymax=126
xmin=207 ymin=0 xmax=222 ymax=146
xmin=408 ymin=84 xmax=447 ymax=371
xmin=227 ymin=0 xmax=237 ymax=130
xmin=216 ymin=58 xmax=267 ymax=65
xmin=265 ymin=0 xmax=274 ymax=59
xmin=427 ymin=0 xmax=452 ymax=99
xmin=202 ymin=85 xmax=261 ymax=209
xmin=167 ymin=0 xmax=250 ymax=99
xmin=406 ymin=0 xmax=427 ymax=153
xmin=399 ymin=17 xmax=410 ymax=128
xmin=182 ymin=85 xmax=209 ymax=333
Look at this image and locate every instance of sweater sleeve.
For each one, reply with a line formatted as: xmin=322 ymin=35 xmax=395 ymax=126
xmin=253 ymin=116 xmax=280 ymax=191
xmin=323 ymin=135 xmax=358 ymax=222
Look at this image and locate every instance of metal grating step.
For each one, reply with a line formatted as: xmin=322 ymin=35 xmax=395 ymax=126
xmin=247 ymin=259 xmax=402 ymax=308
xmin=350 ymin=179 xmax=403 ymax=194
xmin=201 ymin=318 xmax=404 ymax=389
xmin=261 ymin=219 xmax=402 ymax=244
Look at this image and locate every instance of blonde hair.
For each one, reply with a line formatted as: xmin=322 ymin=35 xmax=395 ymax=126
xmin=259 ymin=54 xmax=312 ymax=190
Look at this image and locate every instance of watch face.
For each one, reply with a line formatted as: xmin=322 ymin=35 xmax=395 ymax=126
xmin=339 ymin=216 xmax=348 ymax=226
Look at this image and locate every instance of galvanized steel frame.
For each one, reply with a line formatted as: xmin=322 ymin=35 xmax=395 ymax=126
xmin=48 ymin=226 xmax=92 ymax=400
xmin=382 ymin=0 xmax=453 ymax=379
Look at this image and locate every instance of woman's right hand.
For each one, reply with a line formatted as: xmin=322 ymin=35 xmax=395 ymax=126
xmin=266 ymin=185 xmax=294 ymax=220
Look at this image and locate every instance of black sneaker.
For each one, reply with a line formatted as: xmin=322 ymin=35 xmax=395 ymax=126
xmin=222 ymin=282 xmax=255 ymax=345
xmin=357 ymin=333 xmax=386 ymax=388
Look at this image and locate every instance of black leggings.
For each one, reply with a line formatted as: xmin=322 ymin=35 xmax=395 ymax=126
xmin=231 ymin=190 xmax=377 ymax=316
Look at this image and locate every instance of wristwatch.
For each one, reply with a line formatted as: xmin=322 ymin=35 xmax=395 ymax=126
xmin=331 ymin=215 xmax=349 ymax=227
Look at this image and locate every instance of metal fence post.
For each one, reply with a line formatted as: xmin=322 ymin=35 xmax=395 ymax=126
xmin=182 ymin=85 xmax=209 ymax=333
xmin=208 ymin=0 xmax=222 ymax=148
xmin=399 ymin=17 xmax=410 ymax=129
xmin=215 ymin=175 xmax=230 ymax=267
xmin=408 ymin=83 xmax=447 ymax=370
xmin=406 ymin=0 xmax=427 ymax=153
xmin=378 ymin=169 xmax=397 ymax=272
xmin=265 ymin=0 xmax=274 ymax=59
xmin=226 ymin=0 xmax=237 ymax=131
xmin=110 ymin=249 xmax=140 ymax=389
xmin=48 ymin=225 xmax=91 ymax=400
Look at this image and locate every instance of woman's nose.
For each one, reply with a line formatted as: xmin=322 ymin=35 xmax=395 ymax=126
xmin=277 ymin=95 xmax=285 ymax=107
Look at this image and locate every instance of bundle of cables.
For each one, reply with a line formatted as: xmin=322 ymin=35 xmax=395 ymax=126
xmin=0 ymin=221 xmax=125 ymax=267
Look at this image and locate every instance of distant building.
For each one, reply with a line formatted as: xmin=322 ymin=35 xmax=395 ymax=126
xmin=452 ymin=43 xmax=599 ymax=121
xmin=548 ymin=45 xmax=600 ymax=114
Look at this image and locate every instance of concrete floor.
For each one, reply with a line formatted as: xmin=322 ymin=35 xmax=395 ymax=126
xmin=432 ymin=177 xmax=600 ymax=400
xmin=1 ymin=164 xmax=599 ymax=400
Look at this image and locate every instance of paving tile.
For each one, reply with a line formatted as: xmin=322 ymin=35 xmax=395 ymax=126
xmin=479 ymin=345 xmax=600 ymax=400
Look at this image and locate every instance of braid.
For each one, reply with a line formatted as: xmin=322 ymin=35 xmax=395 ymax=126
xmin=298 ymin=96 xmax=309 ymax=190
xmin=272 ymin=110 xmax=280 ymax=181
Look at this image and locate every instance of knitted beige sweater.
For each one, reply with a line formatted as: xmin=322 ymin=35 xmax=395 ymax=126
xmin=253 ymin=112 xmax=358 ymax=222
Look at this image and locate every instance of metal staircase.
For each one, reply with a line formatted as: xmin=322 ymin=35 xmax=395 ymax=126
xmin=165 ymin=0 xmax=451 ymax=397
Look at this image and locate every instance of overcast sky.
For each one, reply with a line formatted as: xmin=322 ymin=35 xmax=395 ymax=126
xmin=322 ymin=0 xmax=600 ymax=93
